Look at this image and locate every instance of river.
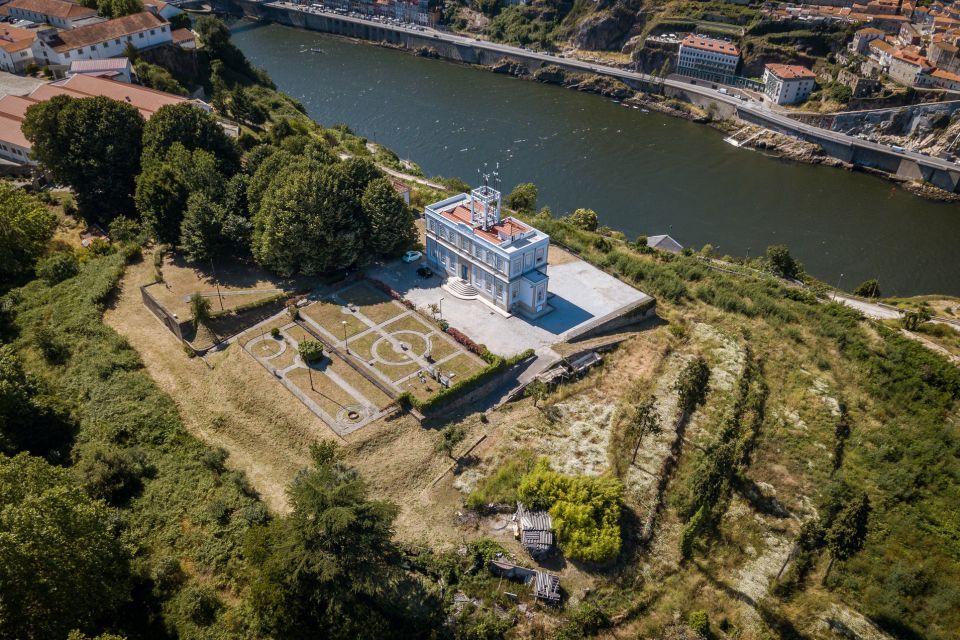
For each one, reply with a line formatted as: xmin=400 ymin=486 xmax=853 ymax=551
xmin=230 ymin=20 xmax=960 ymax=296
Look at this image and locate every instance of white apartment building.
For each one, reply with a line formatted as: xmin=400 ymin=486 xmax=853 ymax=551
xmin=4 ymin=0 xmax=98 ymax=30
xmin=32 ymin=11 xmax=171 ymax=66
xmin=424 ymin=181 xmax=551 ymax=318
xmin=677 ymin=34 xmax=741 ymax=77
xmin=762 ymin=64 xmax=817 ymax=104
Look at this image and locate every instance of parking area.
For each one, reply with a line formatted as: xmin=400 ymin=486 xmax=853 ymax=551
xmin=367 ymin=250 xmax=653 ymax=357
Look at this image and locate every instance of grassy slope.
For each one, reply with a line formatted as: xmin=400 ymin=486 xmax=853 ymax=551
xmin=11 ymin=250 xmax=263 ymax=638
xmin=514 ymin=220 xmax=960 ymax=639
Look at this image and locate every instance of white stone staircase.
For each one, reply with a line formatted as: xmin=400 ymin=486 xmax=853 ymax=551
xmin=443 ymin=277 xmax=479 ymax=300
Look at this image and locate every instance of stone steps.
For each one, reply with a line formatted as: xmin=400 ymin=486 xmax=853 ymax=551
xmin=444 ymin=277 xmax=479 ymax=300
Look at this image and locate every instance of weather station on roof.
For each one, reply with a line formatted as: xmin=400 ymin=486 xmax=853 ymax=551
xmin=424 ymin=169 xmax=551 ymax=319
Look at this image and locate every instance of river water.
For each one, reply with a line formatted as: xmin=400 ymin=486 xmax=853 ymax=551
xmin=231 ymin=20 xmax=960 ymax=296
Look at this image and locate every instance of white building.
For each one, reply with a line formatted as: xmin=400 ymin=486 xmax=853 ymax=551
xmin=425 ymin=179 xmax=551 ymax=318
xmin=0 ymin=25 xmax=36 ymax=72
xmin=32 ymin=11 xmax=171 ymax=66
xmin=4 ymin=0 xmax=98 ymax=30
xmin=762 ymin=64 xmax=817 ymax=104
xmin=143 ymin=0 xmax=183 ymax=21
xmin=677 ymin=34 xmax=741 ymax=78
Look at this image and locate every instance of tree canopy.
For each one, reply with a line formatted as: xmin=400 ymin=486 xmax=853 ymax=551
xmin=141 ymin=103 xmax=240 ymax=175
xmin=361 ymin=177 xmax=416 ymax=256
xmin=244 ymin=443 xmax=440 ymax=638
xmin=506 ymin=182 xmax=538 ymax=212
xmin=0 ymin=183 xmax=57 ymax=283
xmin=567 ymin=207 xmax=599 ymax=232
xmin=0 ymin=454 xmax=130 ymax=639
xmin=22 ymin=96 xmax=144 ymax=222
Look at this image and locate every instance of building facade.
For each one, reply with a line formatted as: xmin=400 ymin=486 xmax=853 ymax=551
xmin=32 ymin=11 xmax=171 ymax=66
xmin=762 ymin=63 xmax=817 ymax=104
xmin=424 ymin=182 xmax=551 ymax=317
xmin=676 ymin=34 xmax=741 ymax=79
xmin=5 ymin=0 xmax=98 ymax=30
xmin=0 ymin=25 xmax=36 ymax=72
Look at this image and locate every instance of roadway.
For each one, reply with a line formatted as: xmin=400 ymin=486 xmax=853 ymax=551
xmin=265 ymin=0 xmax=960 ymax=175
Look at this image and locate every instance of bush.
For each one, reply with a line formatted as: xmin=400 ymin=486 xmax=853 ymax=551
xmin=270 ymin=327 xmax=281 ymax=339
xmin=299 ymin=339 xmax=324 ymax=363
xmin=36 ymin=252 xmax=79 ymax=285
xmin=567 ymin=207 xmax=599 ymax=231
xmin=517 ymin=458 xmax=623 ymax=563
xmin=689 ymin=610 xmax=710 ymax=637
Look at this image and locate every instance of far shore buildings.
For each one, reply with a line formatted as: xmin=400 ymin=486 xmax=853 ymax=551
xmin=0 ymin=74 xmax=208 ymax=164
xmin=676 ymin=34 xmax=741 ymax=79
xmin=762 ymin=63 xmax=817 ymax=104
xmin=424 ymin=178 xmax=551 ymax=318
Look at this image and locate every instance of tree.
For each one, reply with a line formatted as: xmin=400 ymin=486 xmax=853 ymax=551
xmin=141 ymin=103 xmax=240 ymax=174
xmin=179 ymin=192 xmax=229 ymax=262
xmin=298 ymin=340 xmax=324 ymax=364
xmin=252 ymin=160 xmax=376 ymax=276
xmin=22 ymin=95 xmax=144 ymax=221
xmin=506 ymin=182 xmax=537 ymax=212
xmin=436 ymin=424 xmax=466 ymax=460
xmin=244 ymin=443 xmax=439 ymax=638
xmin=766 ymin=244 xmax=803 ymax=281
xmin=0 ymin=454 xmax=130 ymax=639
xmin=567 ymin=207 xmax=599 ymax=232
xmin=901 ymin=308 xmax=932 ymax=331
xmin=853 ymin=279 xmax=881 ymax=298
xmin=94 ymin=0 xmax=143 ymax=18
xmin=0 ymin=183 xmax=57 ymax=282
xmin=136 ymin=144 xmax=224 ymax=244
xmin=190 ymin=293 xmax=212 ymax=331
xmin=361 ymin=177 xmax=416 ymax=256
xmin=0 ymin=344 xmax=74 ymax=459
xmin=525 ymin=378 xmax=548 ymax=410
xmin=675 ymin=356 xmax=710 ymax=417
xmin=627 ymin=395 xmax=662 ymax=465
xmin=823 ymin=492 xmax=871 ymax=582
xmin=132 ymin=61 xmax=188 ymax=96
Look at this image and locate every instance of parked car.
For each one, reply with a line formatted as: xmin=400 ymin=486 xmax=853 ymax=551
xmin=416 ymin=266 xmax=434 ymax=279
xmin=402 ymin=250 xmax=423 ymax=263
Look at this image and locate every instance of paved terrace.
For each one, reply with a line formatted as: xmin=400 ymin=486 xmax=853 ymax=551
xmin=368 ymin=257 xmax=652 ymax=358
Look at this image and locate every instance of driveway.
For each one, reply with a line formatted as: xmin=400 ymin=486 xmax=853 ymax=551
xmin=368 ymin=258 xmax=652 ymax=357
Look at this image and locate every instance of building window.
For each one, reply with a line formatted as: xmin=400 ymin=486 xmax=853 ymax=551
xmin=535 ymin=247 xmax=544 ymax=263
xmin=150 ymin=29 xmax=156 ymax=34
xmin=495 ymin=282 xmax=503 ymax=300
xmin=139 ymin=33 xmax=144 ymax=38
xmin=537 ymin=288 xmax=544 ymax=303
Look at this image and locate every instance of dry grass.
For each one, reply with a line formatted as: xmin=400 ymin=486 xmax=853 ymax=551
xmin=435 ymin=351 xmax=485 ymax=380
xmin=338 ymin=282 xmax=405 ymax=325
xmin=147 ymin=253 xmax=309 ymax=317
xmin=382 ymin=313 xmax=433 ymax=335
xmin=548 ymin=244 xmax=579 ymax=266
xmin=301 ymin=300 xmax=368 ymax=338
xmin=104 ymin=251 xmax=334 ymax=513
xmin=287 ymin=366 xmax=362 ymax=417
xmin=345 ymin=330 xmax=379 ymax=362
xmin=372 ymin=359 xmax=422 ymax=382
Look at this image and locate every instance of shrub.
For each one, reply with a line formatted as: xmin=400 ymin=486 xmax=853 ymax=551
xmin=517 ymin=458 xmax=623 ymax=563
xmin=299 ymin=340 xmax=324 ymax=363
xmin=567 ymin=207 xmax=599 ymax=231
xmin=36 ymin=252 xmax=79 ymax=285
xmin=270 ymin=327 xmax=281 ymax=339
xmin=689 ymin=610 xmax=710 ymax=637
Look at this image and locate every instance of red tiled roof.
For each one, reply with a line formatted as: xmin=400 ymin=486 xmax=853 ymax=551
xmin=31 ymin=73 xmax=187 ymax=118
xmin=42 ymin=11 xmax=166 ymax=53
xmin=766 ymin=63 xmax=816 ymax=80
xmin=0 ymin=25 xmax=35 ymax=53
xmin=7 ymin=0 xmax=96 ymax=20
xmin=171 ymin=27 xmax=194 ymax=44
xmin=440 ymin=204 xmax=530 ymax=246
xmin=680 ymin=34 xmax=740 ymax=56
xmin=932 ymin=68 xmax=960 ymax=82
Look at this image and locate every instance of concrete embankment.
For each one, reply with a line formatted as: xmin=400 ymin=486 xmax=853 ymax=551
xmin=220 ymin=0 xmax=960 ymax=193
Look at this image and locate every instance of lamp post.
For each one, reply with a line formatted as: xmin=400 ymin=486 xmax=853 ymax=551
xmin=836 ymin=272 xmax=844 ymax=291
xmin=307 ymin=362 xmax=314 ymax=391
xmin=342 ymin=320 xmax=348 ymax=354
xmin=439 ymin=296 xmax=444 ymax=321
